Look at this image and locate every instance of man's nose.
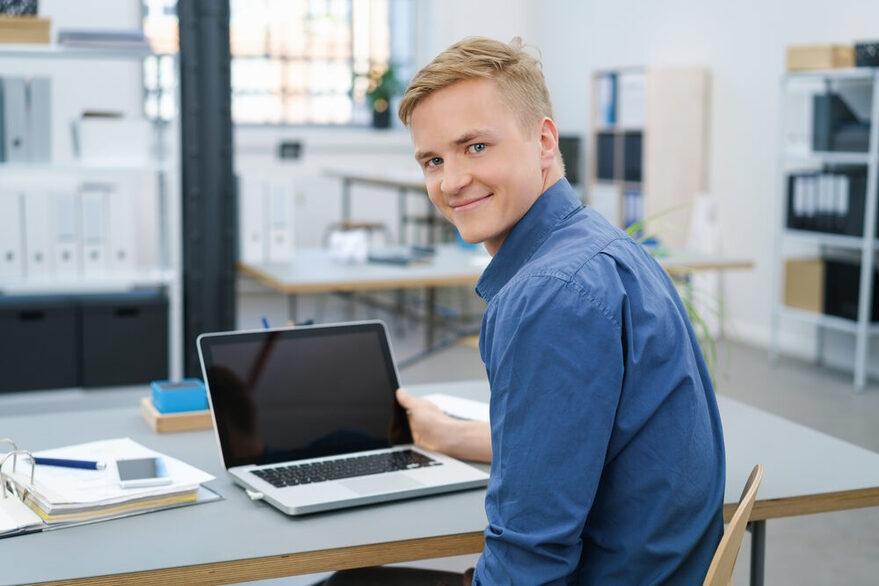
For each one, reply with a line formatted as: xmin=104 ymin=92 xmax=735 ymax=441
xmin=440 ymin=159 xmax=471 ymax=195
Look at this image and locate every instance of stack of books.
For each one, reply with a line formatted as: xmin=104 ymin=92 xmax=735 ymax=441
xmin=0 ymin=437 xmax=217 ymax=537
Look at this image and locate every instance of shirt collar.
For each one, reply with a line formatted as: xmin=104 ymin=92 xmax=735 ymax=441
xmin=476 ymin=178 xmax=582 ymax=301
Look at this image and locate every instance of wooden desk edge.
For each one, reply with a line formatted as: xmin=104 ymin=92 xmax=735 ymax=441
xmin=33 ymin=532 xmax=486 ymax=586
xmin=723 ymin=486 xmax=879 ymax=523
xmin=663 ymin=259 xmax=755 ymax=273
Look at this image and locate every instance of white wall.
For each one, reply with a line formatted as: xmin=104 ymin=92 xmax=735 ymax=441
xmin=510 ymin=0 xmax=879 ymax=373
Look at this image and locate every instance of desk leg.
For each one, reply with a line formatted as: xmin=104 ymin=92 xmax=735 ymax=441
xmin=749 ymin=520 xmax=766 ymax=586
xmin=426 ymin=287 xmax=436 ymax=349
xmin=342 ymin=178 xmax=352 ymax=223
xmin=287 ymin=294 xmax=298 ymax=326
xmin=399 ymin=187 xmax=407 ymax=245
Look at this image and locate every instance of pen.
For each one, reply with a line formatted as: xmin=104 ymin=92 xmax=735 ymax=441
xmin=261 ymin=316 xmax=270 ymax=329
xmin=34 ymin=457 xmax=106 ymax=470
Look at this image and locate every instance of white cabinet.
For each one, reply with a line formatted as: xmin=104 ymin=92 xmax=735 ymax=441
xmin=0 ymin=44 xmax=182 ymax=382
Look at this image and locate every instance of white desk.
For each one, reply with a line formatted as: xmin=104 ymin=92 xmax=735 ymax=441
xmin=3 ymin=381 xmax=879 ymax=585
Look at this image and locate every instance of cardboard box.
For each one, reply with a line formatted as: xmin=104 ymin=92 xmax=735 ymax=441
xmin=786 ymin=45 xmax=854 ymax=71
xmin=0 ymin=15 xmax=50 ymax=44
xmin=784 ymin=258 xmax=825 ymax=313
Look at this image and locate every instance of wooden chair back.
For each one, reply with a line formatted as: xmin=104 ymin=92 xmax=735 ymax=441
xmin=702 ymin=464 xmax=764 ymax=586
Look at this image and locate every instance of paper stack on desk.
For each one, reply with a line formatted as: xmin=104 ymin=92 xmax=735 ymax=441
xmin=1 ymin=437 xmax=217 ymax=532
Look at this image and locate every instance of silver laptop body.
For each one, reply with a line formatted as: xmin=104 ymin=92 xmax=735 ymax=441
xmin=197 ymin=320 xmax=489 ymax=515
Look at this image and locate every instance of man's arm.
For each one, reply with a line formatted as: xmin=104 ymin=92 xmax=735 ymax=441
xmin=396 ymin=388 xmax=491 ymax=463
xmin=474 ymin=279 xmax=623 ymax=584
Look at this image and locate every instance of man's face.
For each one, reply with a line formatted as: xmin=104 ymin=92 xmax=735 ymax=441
xmin=410 ymin=78 xmax=551 ymax=255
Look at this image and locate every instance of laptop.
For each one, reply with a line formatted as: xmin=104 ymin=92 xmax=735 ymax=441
xmin=197 ymin=320 xmax=489 ymax=515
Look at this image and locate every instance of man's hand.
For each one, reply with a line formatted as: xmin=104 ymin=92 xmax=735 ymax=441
xmin=396 ymin=388 xmax=492 ymax=463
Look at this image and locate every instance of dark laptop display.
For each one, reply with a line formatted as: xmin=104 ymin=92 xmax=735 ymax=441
xmin=200 ymin=322 xmax=412 ymax=468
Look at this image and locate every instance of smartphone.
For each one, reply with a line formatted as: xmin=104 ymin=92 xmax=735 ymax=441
xmin=116 ymin=457 xmax=173 ymax=489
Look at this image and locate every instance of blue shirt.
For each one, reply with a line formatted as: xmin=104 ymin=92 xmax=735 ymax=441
xmin=472 ymin=179 xmax=725 ymax=585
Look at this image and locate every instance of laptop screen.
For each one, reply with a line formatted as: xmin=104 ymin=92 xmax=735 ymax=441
xmin=198 ymin=321 xmax=412 ymax=468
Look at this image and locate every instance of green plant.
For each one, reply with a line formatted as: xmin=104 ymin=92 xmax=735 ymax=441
xmin=364 ymin=64 xmax=401 ymax=114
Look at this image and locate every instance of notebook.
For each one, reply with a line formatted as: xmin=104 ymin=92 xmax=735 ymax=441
xmin=197 ymin=320 xmax=489 ymax=515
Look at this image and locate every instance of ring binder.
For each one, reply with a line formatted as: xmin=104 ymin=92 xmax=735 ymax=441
xmin=1 ymin=449 xmax=34 ymax=497
xmin=1 ymin=437 xmax=220 ymax=539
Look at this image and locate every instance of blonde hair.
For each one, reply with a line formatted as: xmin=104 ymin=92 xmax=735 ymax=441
xmin=398 ymin=36 xmax=554 ymax=136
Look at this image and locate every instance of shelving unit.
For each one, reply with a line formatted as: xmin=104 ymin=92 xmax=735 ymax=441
xmin=0 ymin=43 xmax=182 ymax=383
xmin=770 ymin=68 xmax=879 ymax=391
xmin=587 ymin=66 xmax=711 ymax=250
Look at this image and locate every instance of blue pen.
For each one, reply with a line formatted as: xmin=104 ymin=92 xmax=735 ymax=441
xmin=261 ymin=316 xmax=270 ymax=329
xmin=34 ymin=457 xmax=106 ymax=470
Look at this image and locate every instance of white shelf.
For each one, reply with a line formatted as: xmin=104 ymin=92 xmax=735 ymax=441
xmin=0 ymin=44 xmax=168 ymax=61
xmin=0 ymin=162 xmax=173 ymax=175
xmin=784 ymin=229 xmax=879 ymax=250
xmin=780 ymin=306 xmax=879 ymax=335
xmin=785 ymin=68 xmax=878 ymax=82
xmin=0 ymin=269 xmax=177 ymax=296
xmin=784 ymin=151 xmax=873 ymax=165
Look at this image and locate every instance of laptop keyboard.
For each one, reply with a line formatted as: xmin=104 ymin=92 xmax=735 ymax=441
xmin=251 ymin=449 xmax=442 ymax=488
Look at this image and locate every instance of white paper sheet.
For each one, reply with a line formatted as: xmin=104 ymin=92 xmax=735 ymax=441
xmin=422 ymin=394 xmax=490 ymax=423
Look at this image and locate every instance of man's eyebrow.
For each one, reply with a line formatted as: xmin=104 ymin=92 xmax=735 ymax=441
xmin=414 ymin=129 xmax=492 ymax=161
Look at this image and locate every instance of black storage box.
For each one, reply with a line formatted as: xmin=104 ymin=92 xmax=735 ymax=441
xmin=0 ymin=296 xmax=79 ymax=392
xmin=622 ymin=131 xmax=643 ymax=182
xmin=80 ymin=290 xmax=168 ymax=387
xmin=855 ymin=41 xmax=879 ymax=67
xmin=812 ymin=93 xmax=870 ymax=152
xmin=596 ymin=132 xmax=615 ymax=180
xmin=824 ymin=259 xmax=879 ymax=322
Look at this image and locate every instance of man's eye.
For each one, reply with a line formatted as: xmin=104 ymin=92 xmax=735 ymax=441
xmin=426 ymin=157 xmax=443 ymax=168
xmin=469 ymin=143 xmax=486 ymax=153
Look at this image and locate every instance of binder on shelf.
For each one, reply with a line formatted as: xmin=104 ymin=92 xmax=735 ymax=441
xmin=597 ymin=73 xmax=617 ymax=126
xmin=106 ymin=188 xmax=136 ymax=272
xmin=23 ymin=190 xmax=51 ymax=278
xmin=25 ymin=76 xmax=51 ymax=163
xmin=52 ymin=190 xmax=80 ymax=277
xmin=0 ymin=77 xmax=28 ymax=162
xmin=238 ymin=176 xmax=267 ymax=264
xmin=0 ymin=437 xmax=218 ymax=538
xmin=596 ymin=132 xmax=615 ymax=181
xmin=786 ymin=167 xmax=872 ymax=237
xmin=80 ymin=184 xmax=109 ymax=275
xmin=618 ymin=71 xmax=646 ymax=130
xmin=0 ymin=190 xmax=24 ymax=280
xmin=589 ymin=183 xmax=620 ymax=226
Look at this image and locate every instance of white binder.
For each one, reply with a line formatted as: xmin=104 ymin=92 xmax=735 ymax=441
xmin=0 ymin=190 xmax=25 ymax=279
xmin=26 ymin=77 xmax=51 ymax=163
xmin=106 ymin=186 xmax=136 ymax=271
xmin=237 ymin=176 xmax=267 ymax=264
xmin=52 ymin=191 xmax=80 ymax=277
xmin=80 ymin=185 xmax=109 ymax=275
xmin=23 ymin=190 xmax=52 ymax=278
xmin=267 ymin=181 xmax=294 ymax=263
xmin=1 ymin=77 xmax=29 ymax=162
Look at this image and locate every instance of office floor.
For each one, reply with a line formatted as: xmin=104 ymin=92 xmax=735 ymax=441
xmin=238 ymin=289 xmax=879 ymax=586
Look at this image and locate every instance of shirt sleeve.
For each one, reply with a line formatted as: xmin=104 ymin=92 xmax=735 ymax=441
xmin=474 ymin=275 xmax=624 ymax=585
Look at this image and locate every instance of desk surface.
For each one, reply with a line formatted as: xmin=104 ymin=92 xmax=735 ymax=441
xmin=239 ymin=244 xmax=753 ymax=296
xmin=239 ymin=244 xmax=490 ymax=294
xmin=4 ymin=380 xmax=878 ymax=585
xmin=324 ymin=167 xmax=428 ymax=192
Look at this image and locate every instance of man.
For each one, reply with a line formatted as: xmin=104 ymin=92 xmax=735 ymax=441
xmin=394 ymin=36 xmax=725 ymax=585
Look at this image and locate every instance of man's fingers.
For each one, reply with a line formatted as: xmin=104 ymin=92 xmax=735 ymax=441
xmin=396 ymin=388 xmax=413 ymax=409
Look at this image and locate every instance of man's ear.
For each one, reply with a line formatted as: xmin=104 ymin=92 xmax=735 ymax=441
xmin=537 ymin=117 xmax=560 ymax=170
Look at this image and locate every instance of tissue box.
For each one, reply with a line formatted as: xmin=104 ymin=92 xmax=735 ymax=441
xmin=150 ymin=379 xmax=208 ymax=413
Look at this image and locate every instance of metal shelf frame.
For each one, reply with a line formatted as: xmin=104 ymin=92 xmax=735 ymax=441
xmin=770 ymin=69 xmax=879 ymax=391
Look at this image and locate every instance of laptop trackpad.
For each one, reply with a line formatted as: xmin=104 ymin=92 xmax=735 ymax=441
xmin=339 ymin=474 xmax=425 ymax=496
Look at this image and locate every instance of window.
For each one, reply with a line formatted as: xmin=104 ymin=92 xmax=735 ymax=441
xmin=141 ymin=0 xmax=415 ymax=125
